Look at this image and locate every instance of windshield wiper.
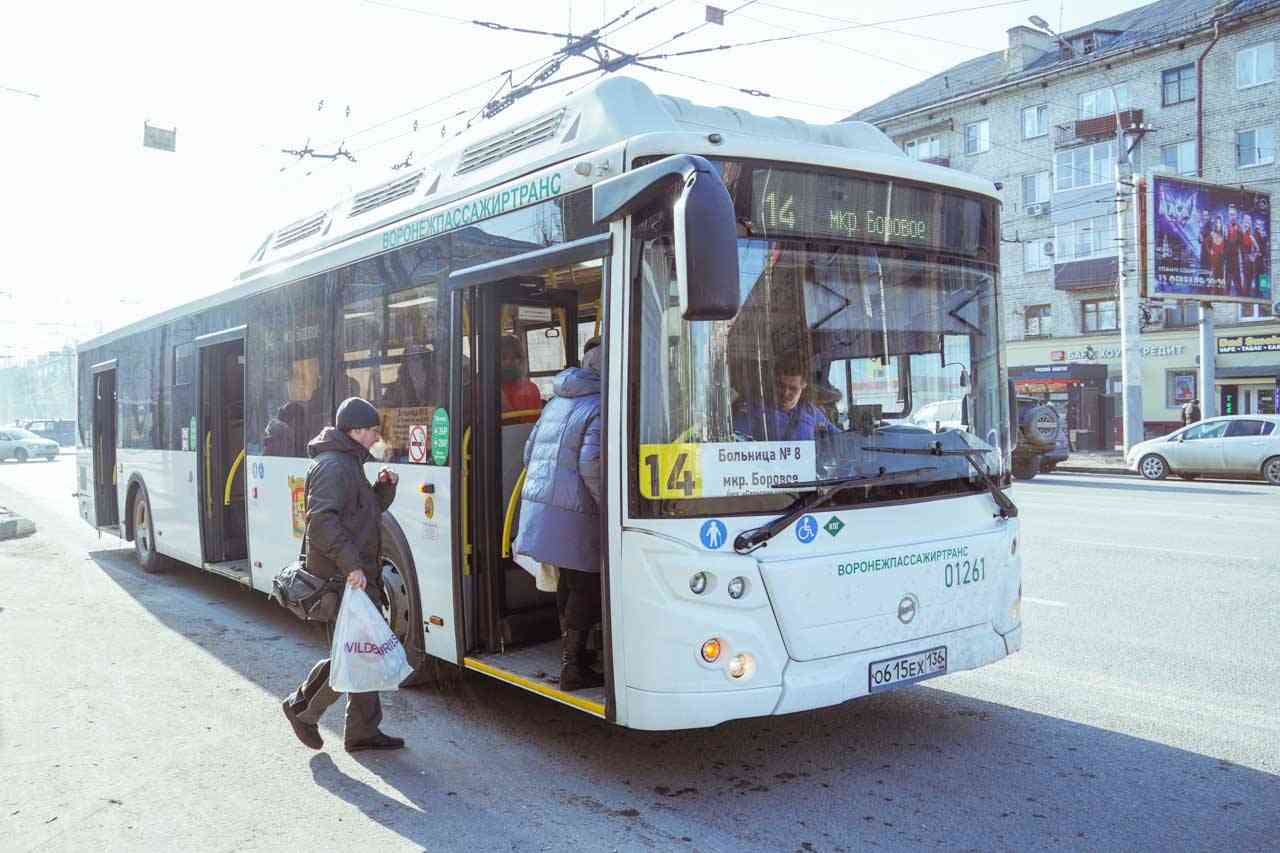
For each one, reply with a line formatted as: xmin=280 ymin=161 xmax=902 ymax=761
xmin=861 ymin=443 xmax=1017 ymax=519
xmin=733 ymin=466 xmax=937 ymax=554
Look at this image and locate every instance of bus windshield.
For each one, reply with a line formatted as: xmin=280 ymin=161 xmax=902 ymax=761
xmin=633 ymin=162 xmax=1005 ymax=517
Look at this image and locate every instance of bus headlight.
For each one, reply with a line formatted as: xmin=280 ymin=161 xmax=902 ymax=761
xmin=727 ymin=576 xmax=747 ymax=599
xmin=689 ymin=572 xmax=709 ymax=595
xmin=700 ymin=638 xmax=722 ymax=663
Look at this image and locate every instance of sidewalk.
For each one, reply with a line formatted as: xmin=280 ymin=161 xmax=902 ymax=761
xmin=1053 ymin=450 xmax=1135 ymax=476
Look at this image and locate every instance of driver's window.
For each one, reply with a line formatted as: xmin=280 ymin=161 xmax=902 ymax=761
xmin=1184 ymin=421 xmax=1228 ymax=440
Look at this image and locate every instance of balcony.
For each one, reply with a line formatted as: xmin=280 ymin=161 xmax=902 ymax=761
xmin=1072 ymin=109 xmax=1144 ymax=141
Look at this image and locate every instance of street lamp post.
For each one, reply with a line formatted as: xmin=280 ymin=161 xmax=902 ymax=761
xmin=1030 ymin=17 xmax=1143 ymax=450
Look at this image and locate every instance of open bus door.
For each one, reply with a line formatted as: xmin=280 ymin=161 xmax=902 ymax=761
xmin=196 ymin=330 xmax=249 ymax=582
xmin=448 ymin=234 xmax=610 ymax=717
xmin=91 ymin=364 xmax=119 ymax=531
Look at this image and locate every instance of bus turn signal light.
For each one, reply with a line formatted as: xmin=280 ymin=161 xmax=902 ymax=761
xmin=700 ymin=638 xmax=722 ymax=663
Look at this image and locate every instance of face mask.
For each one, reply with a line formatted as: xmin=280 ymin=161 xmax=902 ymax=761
xmin=501 ymin=366 xmax=525 ymax=383
xmin=370 ymin=439 xmax=389 ymax=460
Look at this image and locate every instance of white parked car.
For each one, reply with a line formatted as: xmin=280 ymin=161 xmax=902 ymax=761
xmin=1126 ymin=415 xmax=1280 ymax=485
xmin=0 ymin=427 xmax=61 ymax=463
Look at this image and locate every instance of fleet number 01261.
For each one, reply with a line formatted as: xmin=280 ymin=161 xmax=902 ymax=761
xmin=944 ymin=557 xmax=985 ymax=588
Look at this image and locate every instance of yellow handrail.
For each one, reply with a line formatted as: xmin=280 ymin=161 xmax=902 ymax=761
xmin=500 ymin=467 xmax=527 ymax=559
xmin=223 ymin=448 xmax=245 ymax=507
xmin=501 ymin=409 xmax=541 ymax=421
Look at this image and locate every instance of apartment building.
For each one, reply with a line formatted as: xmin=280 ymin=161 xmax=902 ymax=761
xmin=852 ymin=0 xmax=1279 ymax=438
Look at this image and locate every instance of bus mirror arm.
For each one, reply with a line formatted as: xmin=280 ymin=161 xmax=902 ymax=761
xmin=593 ymin=154 xmax=740 ymax=322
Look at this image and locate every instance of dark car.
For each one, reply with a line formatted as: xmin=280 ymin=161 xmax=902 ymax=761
xmin=21 ymin=418 xmax=76 ymax=447
xmin=1012 ymin=397 xmax=1069 ymax=479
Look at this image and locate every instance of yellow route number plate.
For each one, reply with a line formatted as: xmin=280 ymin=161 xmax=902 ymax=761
xmin=639 ymin=443 xmax=703 ymax=499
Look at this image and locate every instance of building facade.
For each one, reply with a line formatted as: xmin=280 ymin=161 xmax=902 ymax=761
xmin=853 ymin=0 xmax=1280 ymax=444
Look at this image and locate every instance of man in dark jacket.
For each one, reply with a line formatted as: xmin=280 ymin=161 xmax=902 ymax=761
xmin=514 ymin=338 xmax=603 ymax=691
xmin=1182 ymin=398 xmax=1201 ymax=426
xmin=282 ymin=397 xmax=403 ymax=752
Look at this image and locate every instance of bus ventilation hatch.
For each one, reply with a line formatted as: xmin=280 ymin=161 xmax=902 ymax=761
xmin=455 ymin=108 xmax=567 ymax=176
xmin=272 ymin=212 xmax=327 ymax=249
xmin=349 ymin=169 xmax=425 ymax=218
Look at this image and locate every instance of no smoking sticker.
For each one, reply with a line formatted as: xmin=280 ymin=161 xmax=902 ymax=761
xmin=408 ymin=424 xmax=428 ymax=464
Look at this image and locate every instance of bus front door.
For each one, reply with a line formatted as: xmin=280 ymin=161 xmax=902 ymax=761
xmin=91 ymin=367 xmax=119 ymax=531
xmin=196 ymin=335 xmax=248 ymax=575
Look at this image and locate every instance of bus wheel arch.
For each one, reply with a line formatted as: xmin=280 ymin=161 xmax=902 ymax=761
xmin=126 ymin=477 xmax=169 ymax=574
xmin=379 ymin=514 xmax=459 ymax=688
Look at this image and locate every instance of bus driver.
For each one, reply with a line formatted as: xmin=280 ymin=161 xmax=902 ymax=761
xmin=733 ymin=358 xmax=837 ymax=441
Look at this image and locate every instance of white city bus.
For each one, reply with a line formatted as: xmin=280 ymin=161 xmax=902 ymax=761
xmin=77 ymin=77 xmax=1021 ymax=730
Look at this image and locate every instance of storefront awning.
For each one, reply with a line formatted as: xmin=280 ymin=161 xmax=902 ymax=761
xmin=1213 ymin=364 xmax=1280 ymax=383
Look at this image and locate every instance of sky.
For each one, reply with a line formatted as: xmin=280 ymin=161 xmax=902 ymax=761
xmin=0 ymin=0 xmax=1154 ymax=362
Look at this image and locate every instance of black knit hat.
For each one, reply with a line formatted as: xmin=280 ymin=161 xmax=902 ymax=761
xmin=335 ymin=397 xmax=380 ymax=430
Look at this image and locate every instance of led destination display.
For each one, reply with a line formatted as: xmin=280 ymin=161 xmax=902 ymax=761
xmin=750 ymin=166 xmax=991 ymax=258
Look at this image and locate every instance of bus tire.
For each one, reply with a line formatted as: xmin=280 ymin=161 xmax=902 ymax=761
xmin=378 ymin=516 xmax=450 ymax=688
xmin=129 ymin=482 xmax=170 ymax=574
xmin=1012 ymin=455 xmax=1039 ymax=480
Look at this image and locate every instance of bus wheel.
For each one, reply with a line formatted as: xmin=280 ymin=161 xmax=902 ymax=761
xmin=131 ymin=484 xmax=169 ymax=574
xmin=378 ymin=522 xmax=458 ymax=689
xmin=1012 ymin=455 xmax=1039 ymax=480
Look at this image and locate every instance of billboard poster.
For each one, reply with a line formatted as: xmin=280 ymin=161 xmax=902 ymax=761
xmin=1151 ymin=175 xmax=1271 ymax=304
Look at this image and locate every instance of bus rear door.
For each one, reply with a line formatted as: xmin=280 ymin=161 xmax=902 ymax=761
xmin=196 ymin=331 xmax=249 ymax=581
xmin=90 ymin=364 xmax=119 ymax=531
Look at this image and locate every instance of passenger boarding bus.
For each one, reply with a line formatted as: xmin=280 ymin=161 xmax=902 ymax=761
xmin=76 ymin=77 xmax=1021 ymax=730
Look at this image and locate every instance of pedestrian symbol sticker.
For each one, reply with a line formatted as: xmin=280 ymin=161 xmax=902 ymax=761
xmin=824 ymin=516 xmax=844 ymax=537
xmin=407 ymin=424 xmax=428 ymax=464
xmin=795 ymin=514 xmax=818 ymax=544
xmin=700 ymin=519 xmax=727 ymax=550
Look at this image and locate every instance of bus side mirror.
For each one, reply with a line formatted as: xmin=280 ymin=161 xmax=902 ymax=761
xmin=594 ymin=154 xmax=740 ymax=321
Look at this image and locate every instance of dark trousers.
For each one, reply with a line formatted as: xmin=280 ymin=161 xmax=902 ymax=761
xmin=288 ymin=584 xmax=383 ymax=744
xmin=555 ymin=567 xmax=601 ymax=633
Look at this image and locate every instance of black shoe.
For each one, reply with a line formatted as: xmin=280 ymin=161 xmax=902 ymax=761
xmin=560 ymin=629 xmax=605 ymax=691
xmin=345 ymin=731 xmax=405 ymax=752
xmin=282 ymin=697 xmax=323 ymax=750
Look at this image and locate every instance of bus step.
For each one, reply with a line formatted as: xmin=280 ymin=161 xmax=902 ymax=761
xmin=465 ymin=639 xmax=606 ymax=718
xmin=203 ymin=559 xmax=252 ymax=586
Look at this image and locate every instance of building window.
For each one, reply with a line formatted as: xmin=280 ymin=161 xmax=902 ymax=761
xmin=1023 ymin=240 xmax=1052 ymax=272
xmin=1240 ymin=302 xmax=1274 ymax=321
xmin=964 ymin=119 xmax=990 ymax=154
xmin=1054 ymin=214 xmax=1116 ymax=262
xmin=1166 ymin=369 xmax=1197 ymax=407
xmin=1082 ymin=298 xmax=1118 ymax=332
xmin=1160 ymin=140 xmax=1197 ymax=176
xmin=1161 ymin=64 xmax=1196 ymax=105
xmin=1022 ymin=170 xmax=1051 ymax=206
xmin=1055 ymin=140 xmax=1115 ymax=190
xmin=903 ymin=134 xmax=942 ymax=161
xmin=1024 ymin=304 xmax=1053 ymax=336
xmin=1160 ymin=299 xmax=1198 ymax=327
xmin=1236 ymin=43 xmax=1275 ymax=89
xmin=1236 ymin=126 xmax=1275 ymax=167
xmin=1022 ymin=104 xmax=1048 ymax=139
xmin=1077 ymin=84 xmax=1129 ymax=120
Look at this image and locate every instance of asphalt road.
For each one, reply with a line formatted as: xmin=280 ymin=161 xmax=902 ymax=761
xmin=2 ymin=456 xmax=1277 ymax=852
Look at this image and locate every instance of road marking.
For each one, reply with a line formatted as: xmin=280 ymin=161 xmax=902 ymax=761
xmin=1023 ymin=596 xmax=1068 ymax=608
xmin=1063 ymin=538 xmax=1266 ymax=561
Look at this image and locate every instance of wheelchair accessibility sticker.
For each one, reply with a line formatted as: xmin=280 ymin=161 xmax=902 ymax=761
xmin=794 ymin=514 xmax=819 ymax=544
xmin=700 ymin=519 xmax=728 ymax=550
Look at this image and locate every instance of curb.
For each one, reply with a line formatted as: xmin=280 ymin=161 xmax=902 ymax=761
xmin=1052 ymin=465 xmax=1137 ymax=476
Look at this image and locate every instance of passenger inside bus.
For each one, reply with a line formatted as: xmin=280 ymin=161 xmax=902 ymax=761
xmin=499 ymin=335 xmax=542 ymax=422
xmin=733 ymin=357 xmax=838 ymax=441
xmin=263 ymin=400 xmax=307 ymax=457
xmin=383 ymin=345 xmax=438 ymax=407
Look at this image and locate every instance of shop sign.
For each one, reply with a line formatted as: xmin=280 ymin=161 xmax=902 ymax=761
xmin=1217 ymin=333 xmax=1280 ymax=355
xmin=1048 ymin=344 xmax=1186 ymax=362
